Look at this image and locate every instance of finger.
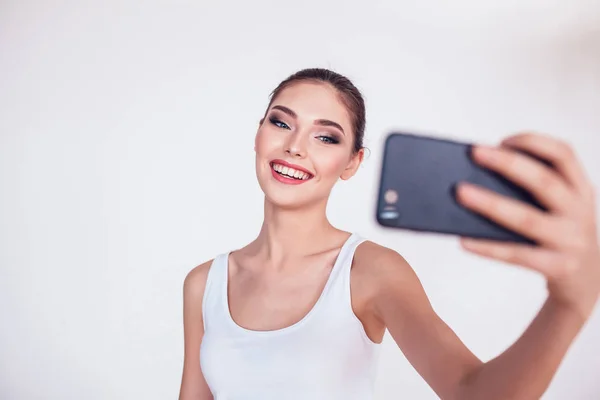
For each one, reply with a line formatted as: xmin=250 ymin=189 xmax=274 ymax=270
xmin=501 ymin=133 xmax=591 ymax=194
xmin=460 ymin=237 xmax=571 ymax=279
xmin=456 ymin=182 xmax=560 ymax=246
xmin=471 ymin=145 xmax=575 ymax=213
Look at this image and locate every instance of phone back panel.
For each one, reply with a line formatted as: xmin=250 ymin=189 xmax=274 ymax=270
xmin=376 ymin=132 xmax=545 ymax=244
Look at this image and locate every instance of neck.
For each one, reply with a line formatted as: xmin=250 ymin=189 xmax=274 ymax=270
xmin=255 ymin=196 xmax=340 ymax=262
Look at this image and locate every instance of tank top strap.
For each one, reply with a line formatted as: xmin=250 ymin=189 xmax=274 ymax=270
xmin=323 ymin=233 xmax=367 ymax=304
xmin=336 ymin=232 xmax=367 ymax=275
xmin=201 ymin=253 xmax=229 ymax=332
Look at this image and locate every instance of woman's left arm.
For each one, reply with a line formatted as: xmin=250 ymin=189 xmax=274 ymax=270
xmin=373 ymin=132 xmax=599 ymax=400
xmin=453 ymin=132 xmax=600 ymax=399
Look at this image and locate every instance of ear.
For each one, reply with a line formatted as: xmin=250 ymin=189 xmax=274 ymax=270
xmin=340 ymin=148 xmax=364 ymax=180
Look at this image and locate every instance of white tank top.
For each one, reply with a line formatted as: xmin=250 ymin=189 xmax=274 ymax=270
xmin=199 ymin=233 xmax=381 ymax=400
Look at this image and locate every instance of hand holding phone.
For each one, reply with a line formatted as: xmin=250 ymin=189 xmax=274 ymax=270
xmin=376 ymin=130 xmax=600 ymax=352
xmin=375 ymin=131 xmax=549 ymax=244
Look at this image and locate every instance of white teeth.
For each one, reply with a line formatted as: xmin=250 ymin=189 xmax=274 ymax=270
xmin=271 ymin=163 xmax=311 ymax=180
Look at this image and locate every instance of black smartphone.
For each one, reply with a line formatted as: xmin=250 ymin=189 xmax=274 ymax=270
xmin=375 ymin=131 xmax=548 ymax=244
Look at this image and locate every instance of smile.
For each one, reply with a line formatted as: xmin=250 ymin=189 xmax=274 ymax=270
xmin=270 ymin=160 xmax=313 ymax=184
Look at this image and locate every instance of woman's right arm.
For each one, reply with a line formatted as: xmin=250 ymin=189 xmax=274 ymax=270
xmin=179 ymin=261 xmax=214 ymax=400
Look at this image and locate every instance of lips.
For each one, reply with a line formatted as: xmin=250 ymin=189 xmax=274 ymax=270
xmin=269 ymin=159 xmax=313 ymax=185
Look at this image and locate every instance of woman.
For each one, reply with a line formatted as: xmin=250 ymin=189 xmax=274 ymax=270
xmin=179 ymin=68 xmax=600 ymax=399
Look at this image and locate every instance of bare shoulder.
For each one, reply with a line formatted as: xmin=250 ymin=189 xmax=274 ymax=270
xmin=354 ymin=240 xmax=482 ymax=399
xmin=353 ymin=240 xmax=416 ymax=283
xmin=180 ymin=259 xmax=216 ymax=399
xmin=352 ymin=240 xmax=428 ymax=314
xmin=183 ymin=259 xmax=215 ymax=303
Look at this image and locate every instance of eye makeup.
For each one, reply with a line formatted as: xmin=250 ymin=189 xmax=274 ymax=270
xmin=266 ymin=109 xmax=343 ymax=145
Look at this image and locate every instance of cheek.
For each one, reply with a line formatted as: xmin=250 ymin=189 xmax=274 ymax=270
xmin=255 ymin=128 xmax=282 ymax=156
xmin=314 ymin=150 xmax=350 ymax=180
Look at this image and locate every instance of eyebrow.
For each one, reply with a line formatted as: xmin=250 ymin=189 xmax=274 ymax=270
xmin=271 ymin=105 xmax=346 ymax=135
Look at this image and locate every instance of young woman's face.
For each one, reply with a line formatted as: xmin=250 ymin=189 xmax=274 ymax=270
xmin=254 ymin=82 xmax=363 ymax=209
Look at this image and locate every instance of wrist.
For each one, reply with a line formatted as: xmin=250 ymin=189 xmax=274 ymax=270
xmin=545 ymin=294 xmax=594 ymax=327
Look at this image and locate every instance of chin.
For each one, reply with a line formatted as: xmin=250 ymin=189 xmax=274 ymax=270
xmin=255 ymin=176 xmax=325 ymax=211
xmin=265 ymin=194 xmax=311 ymax=210
xmin=257 ymin=181 xmax=308 ymax=209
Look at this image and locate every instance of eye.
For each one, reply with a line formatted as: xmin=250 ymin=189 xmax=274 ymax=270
xmin=269 ymin=117 xmax=290 ymax=130
xmin=318 ymin=136 xmax=339 ymax=144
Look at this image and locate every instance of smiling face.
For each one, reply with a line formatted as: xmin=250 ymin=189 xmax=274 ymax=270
xmin=254 ymin=81 xmax=364 ymax=209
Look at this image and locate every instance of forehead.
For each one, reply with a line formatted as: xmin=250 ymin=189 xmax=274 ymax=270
xmin=271 ymin=82 xmax=352 ymax=130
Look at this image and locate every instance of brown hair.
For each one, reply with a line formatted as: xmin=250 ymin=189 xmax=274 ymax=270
xmin=265 ymin=68 xmax=366 ymax=154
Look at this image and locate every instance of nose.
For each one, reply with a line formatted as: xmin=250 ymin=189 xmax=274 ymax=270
xmin=284 ymin=131 xmax=307 ymax=158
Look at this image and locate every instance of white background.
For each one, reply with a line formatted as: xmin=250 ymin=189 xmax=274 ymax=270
xmin=1 ymin=1 xmax=599 ymax=399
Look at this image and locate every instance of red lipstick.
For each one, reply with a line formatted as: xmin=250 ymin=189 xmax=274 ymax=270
xmin=270 ymin=159 xmax=313 ymax=185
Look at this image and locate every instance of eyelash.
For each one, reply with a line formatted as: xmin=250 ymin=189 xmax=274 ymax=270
xmin=268 ymin=117 xmax=340 ymax=145
xmin=318 ymin=136 xmax=339 ymax=144
xmin=269 ymin=117 xmax=290 ymax=130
